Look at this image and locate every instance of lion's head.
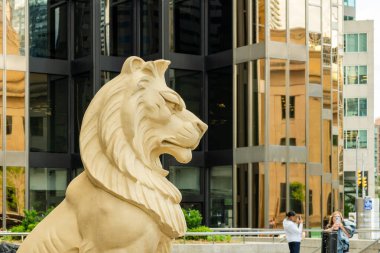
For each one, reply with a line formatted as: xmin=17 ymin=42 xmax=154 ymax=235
xmin=79 ymin=57 xmax=207 ymax=238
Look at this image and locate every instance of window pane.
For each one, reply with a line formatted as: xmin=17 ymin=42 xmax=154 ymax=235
xmin=6 ymin=166 xmax=25 ymax=228
xmin=347 ymin=66 xmax=357 ymax=84
xmin=289 ymin=0 xmax=305 ymax=44
xmin=168 ymin=166 xmax=200 ymax=196
xmin=358 ymin=65 xmax=367 ymax=84
xmin=359 ymin=98 xmax=367 ymax=116
xmin=208 ymin=0 xmax=232 ymax=53
xmin=6 ymin=71 xmax=25 ymax=151
xmin=74 ymin=0 xmax=91 ymax=58
xmin=236 ymin=0 xmax=249 ymax=47
xmin=309 ymin=6 xmax=321 ymax=33
xmin=208 ymin=67 xmax=232 ymax=150
xmin=29 ymin=1 xmax=68 ymax=59
xmin=209 ymin=166 xmax=232 ymax=227
xmin=309 ymin=33 xmax=321 ymax=84
xmin=346 ymin=98 xmax=358 ymax=116
xmin=359 ymin=130 xmax=367 ymax=148
xmin=100 ymin=71 xmax=118 ymax=86
xmin=29 ymin=168 xmax=68 ymax=212
xmin=270 ymin=0 xmax=286 ymax=42
xmin=309 ymin=97 xmax=321 ymax=162
xmin=170 ymin=0 xmax=201 ymax=54
xmin=289 ymin=61 xmax=306 ymax=146
xmin=323 ymin=120 xmax=331 ymax=173
xmin=323 ymin=182 xmax=332 ymax=221
xmin=309 ymin=175 xmax=322 ymax=228
xmin=322 ymin=0 xmax=331 ymax=44
xmin=289 ymin=164 xmax=306 ymax=216
xmin=237 ymin=63 xmax=248 ymax=147
xmin=253 ymin=59 xmax=266 ymax=145
xmin=141 ymin=0 xmax=159 ymax=56
xmin=30 ymin=73 xmax=68 ymax=153
xmin=7 ymin=0 xmax=25 ymax=55
xmin=270 ymin=59 xmax=286 ymax=145
xmin=269 ymin=163 xmax=286 ymax=228
xmin=358 ymin=33 xmax=367 ymax=52
xmin=74 ymin=73 xmax=93 ymax=153
xmin=346 ymin=34 xmax=358 ymax=52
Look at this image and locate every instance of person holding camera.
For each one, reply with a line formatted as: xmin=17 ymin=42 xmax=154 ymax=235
xmin=283 ymin=211 xmax=303 ymax=253
xmin=325 ymin=211 xmax=352 ymax=253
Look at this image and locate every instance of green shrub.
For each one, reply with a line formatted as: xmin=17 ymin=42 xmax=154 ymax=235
xmin=10 ymin=207 xmax=55 ymax=233
xmin=182 ymin=208 xmax=202 ymax=229
xmin=186 ymin=226 xmax=212 ymax=240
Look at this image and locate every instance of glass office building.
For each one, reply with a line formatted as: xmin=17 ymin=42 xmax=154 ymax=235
xmin=0 ymin=0 xmax=343 ymax=229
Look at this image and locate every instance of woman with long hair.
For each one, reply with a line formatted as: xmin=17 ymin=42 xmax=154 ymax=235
xmin=325 ymin=211 xmax=351 ymax=253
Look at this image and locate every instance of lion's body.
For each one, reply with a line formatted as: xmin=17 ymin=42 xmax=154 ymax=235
xmin=17 ymin=57 xmax=207 ymax=253
xmin=17 ymin=172 xmax=171 ymax=253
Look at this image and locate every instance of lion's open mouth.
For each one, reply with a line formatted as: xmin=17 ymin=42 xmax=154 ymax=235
xmin=162 ymin=139 xmax=196 ymax=150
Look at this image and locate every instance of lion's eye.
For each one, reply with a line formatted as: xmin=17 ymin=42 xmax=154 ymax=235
xmin=159 ymin=91 xmax=183 ymax=111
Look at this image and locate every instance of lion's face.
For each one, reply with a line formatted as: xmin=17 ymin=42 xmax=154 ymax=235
xmin=121 ymin=75 xmax=207 ymax=167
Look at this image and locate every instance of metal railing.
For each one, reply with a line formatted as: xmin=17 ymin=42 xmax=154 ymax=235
xmin=0 ymin=232 xmax=29 ymax=242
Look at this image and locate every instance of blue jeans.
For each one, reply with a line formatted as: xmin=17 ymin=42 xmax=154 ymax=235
xmin=288 ymin=241 xmax=300 ymax=253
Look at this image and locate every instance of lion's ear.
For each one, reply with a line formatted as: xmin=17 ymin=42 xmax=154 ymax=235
xmin=121 ymin=56 xmax=145 ymax=74
xmin=154 ymin=60 xmax=171 ymax=77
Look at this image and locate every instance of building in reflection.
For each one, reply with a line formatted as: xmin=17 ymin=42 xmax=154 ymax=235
xmin=342 ymin=1 xmax=375 ymax=215
xmin=0 ymin=0 xmax=345 ymax=230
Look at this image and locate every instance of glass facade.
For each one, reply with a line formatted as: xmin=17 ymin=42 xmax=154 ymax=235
xmin=0 ymin=0 xmax=345 ymax=229
xmin=344 ymin=98 xmax=367 ymax=117
xmin=233 ymin=0 xmax=343 ymax=228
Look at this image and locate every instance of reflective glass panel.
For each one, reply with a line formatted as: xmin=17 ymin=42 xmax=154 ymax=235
xmin=270 ymin=0 xmax=286 ymax=42
xmin=359 ymin=98 xmax=367 ymax=116
xmin=358 ymin=65 xmax=367 ymax=84
xmin=252 ymin=59 xmax=265 ymax=145
xmin=322 ymin=0 xmax=331 ymax=44
xmin=252 ymin=163 xmax=265 ymax=227
xmin=6 ymin=71 xmax=25 ymax=151
xmin=323 ymin=120 xmax=331 ymax=173
xmin=29 ymin=0 xmax=68 ymax=59
xmin=100 ymin=0 xmax=134 ymax=56
xmin=169 ymin=166 xmax=200 ymax=196
xmin=258 ymin=0 xmax=265 ymax=42
xmin=30 ymin=73 xmax=68 ymax=153
xmin=0 ymin=70 xmax=2 ymax=150
xmin=269 ymin=59 xmax=286 ymax=145
xmin=268 ymin=163 xmax=286 ymax=228
xmin=169 ymin=0 xmax=201 ymax=54
xmin=309 ymin=6 xmax=321 ymax=33
xmin=323 ymin=68 xmax=331 ymax=109
xmin=309 ymin=0 xmax=321 ymax=5
xmin=208 ymin=67 xmax=232 ymax=150
xmin=309 ymin=33 xmax=321 ymax=84
xmin=169 ymin=69 xmax=202 ymax=119
xmin=289 ymin=164 xmax=306 ymax=216
xmin=236 ymin=63 xmax=248 ymax=147
xmin=323 ymin=182 xmax=332 ymax=226
xmin=100 ymin=71 xmax=118 ymax=86
xmin=236 ymin=164 xmax=248 ymax=227
xmin=236 ymin=0 xmax=249 ymax=47
xmin=29 ymin=167 xmax=68 ymax=212
xmin=345 ymin=34 xmax=358 ymax=52
xmin=347 ymin=66 xmax=357 ymax=84
xmin=141 ymin=0 xmax=159 ymax=56
xmin=74 ymin=0 xmax=91 ymax=58
xmin=208 ymin=0 xmax=232 ymax=53
xmin=289 ymin=61 xmax=306 ymax=146
xmin=209 ymin=166 xmax=232 ymax=227
xmin=6 ymin=166 xmax=25 ymax=228
xmin=74 ymin=73 xmax=93 ymax=153
xmin=289 ymin=0 xmax=305 ymax=45
xmin=308 ymin=175 xmax=322 ymax=228
xmin=309 ymin=97 xmax=321 ymax=163
xmin=358 ymin=33 xmax=367 ymax=52
xmin=7 ymin=0 xmax=25 ymax=55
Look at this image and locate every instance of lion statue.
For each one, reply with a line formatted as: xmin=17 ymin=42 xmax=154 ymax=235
xmin=17 ymin=56 xmax=207 ymax=253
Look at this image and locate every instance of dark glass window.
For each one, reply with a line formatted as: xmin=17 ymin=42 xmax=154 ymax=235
xmin=29 ymin=168 xmax=68 ymax=212
xmin=29 ymin=73 xmax=68 ymax=153
xmin=208 ymin=0 xmax=232 ymax=54
xmin=100 ymin=71 xmax=119 ymax=86
xmin=111 ymin=0 xmax=134 ymax=56
xmin=169 ymin=69 xmax=203 ymax=119
xmin=29 ymin=0 xmax=68 ymax=59
xmin=74 ymin=0 xmax=92 ymax=58
xmin=141 ymin=0 xmax=159 ymax=56
xmin=208 ymin=67 xmax=232 ymax=150
xmin=170 ymin=0 xmax=201 ymax=55
xmin=6 ymin=116 xmax=12 ymax=135
xmin=74 ymin=73 xmax=93 ymax=153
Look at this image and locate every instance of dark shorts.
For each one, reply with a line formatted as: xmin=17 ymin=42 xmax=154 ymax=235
xmin=288 ymin=241 xmax=300 ymax=253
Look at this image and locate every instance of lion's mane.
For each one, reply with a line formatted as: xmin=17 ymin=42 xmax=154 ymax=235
xmin=79 ymin=57 xmax=186 ymax=238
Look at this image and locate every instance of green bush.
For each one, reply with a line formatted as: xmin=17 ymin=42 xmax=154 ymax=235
xmin=10 ymin=207 xmax=55 ymax=233
xmin=182 ymin=208 xmax=202 ymax=229
xmin=186 ymin=226 xmax=212 ymax=240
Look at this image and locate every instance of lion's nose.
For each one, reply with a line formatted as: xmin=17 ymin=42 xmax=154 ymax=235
xmin=194 ymin=120 xmax=208 ymax=135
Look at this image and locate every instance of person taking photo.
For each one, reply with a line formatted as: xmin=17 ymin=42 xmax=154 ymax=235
xmin=283 ymin=211 xmax=303 ymax=253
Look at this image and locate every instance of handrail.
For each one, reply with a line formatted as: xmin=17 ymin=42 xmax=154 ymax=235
xmin=0 ymin=232 xmax=30 ymax=242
